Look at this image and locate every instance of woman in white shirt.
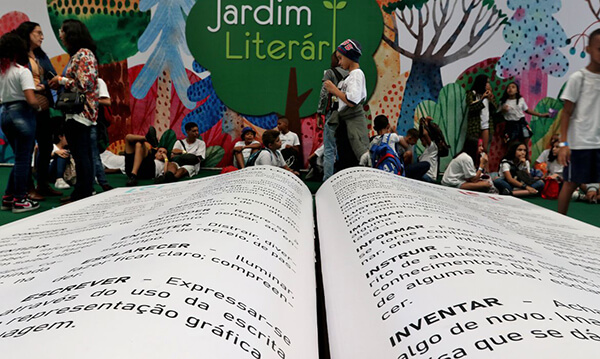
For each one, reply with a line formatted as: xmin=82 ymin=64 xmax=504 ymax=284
xmin=441 ymin=137 xmax=491 ymax=192
xmin=0 ymin=33 xmax=41 ymax=213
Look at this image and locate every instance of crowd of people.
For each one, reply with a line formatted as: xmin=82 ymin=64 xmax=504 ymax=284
xmin=1 ymin=24 xmax=599 ymax=218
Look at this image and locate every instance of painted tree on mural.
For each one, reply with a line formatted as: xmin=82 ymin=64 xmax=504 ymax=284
xmin=566 ymin=0 xmax=600 ymax=58
xmin=131 ymin=0 xmax=196 ymax=137
xmin=383 ymin=0 xmax=508 ymax=134
xmin=496 ymin=0 xmax=568 ymax=113
xmin=47 ymin=0 xmax=150 ymax=141
xmin=186 ymin=0 xmax=381 ymax=137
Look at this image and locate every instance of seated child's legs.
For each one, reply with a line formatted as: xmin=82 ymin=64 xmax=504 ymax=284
xmin=493 ymin=178 xmax=512 ymax=195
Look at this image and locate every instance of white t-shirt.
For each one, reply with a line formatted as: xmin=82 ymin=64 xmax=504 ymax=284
xmin=536 ymin=149 xmax=563 ymax=176
xmin=97 ymin=78 xmax=110 ymax=99
xmin=279 ymin=131 xmax=300 ymax=149
xmin=502 ymin=97 xmax=528 ymax=122
xmin=0 ymin=64 xmax=35 ymax=103
xmin=100 ymin=150 xmax=126 ymax=173
xmin=560 ymin=68 xmax=600 ymax=149
xmin=255 ymin=149 xmax=286 ymax=167
xmin=338 ymin=68 xmax=367 ymax=111
xmin=370 ymin=133 xmax=401 ymax=156
xmin=419 ymin=142 xmax=438 ymax=180
xmin=154 ymin=159 xmax=165 ymax=178
xmin=314 ymin=144 xmax=324 ymax=167
xmin=498 ymin=159 xmax=530 ymax=180
xmin=173 ymin=138 xmax=207 ymax=174
xmin=441 ymin=153 xmax=476 ymax=187
xmin=234 ymin=140 xmax=260 ymax=167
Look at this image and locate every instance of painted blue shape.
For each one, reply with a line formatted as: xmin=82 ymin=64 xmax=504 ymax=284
xmin=183 ymin=61 xmax=278 ymax=134
xmin=132 ymin=0 xmax=196 ymax=109
xmin=497 ymin=0 xmax=569 ymax=78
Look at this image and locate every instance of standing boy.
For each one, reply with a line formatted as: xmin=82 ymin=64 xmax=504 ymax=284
xmin=323 ymin=39 xmax=370 ymax=171
xmin=557 ymin=29 xmax=600 ymax=215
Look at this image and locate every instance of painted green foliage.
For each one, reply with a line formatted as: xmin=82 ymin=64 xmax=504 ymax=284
xmin=204 ymin=146 xmax=225 ymax=167
xmin=185 ymin=0 xmax=382 ymax=117
xmin=415 ymin=83 xmax=467 ymax=172
xmin=530 ymin=97 xmax=563 ymax=161
xmin=47 ymin=1 xmax=151 ymax=64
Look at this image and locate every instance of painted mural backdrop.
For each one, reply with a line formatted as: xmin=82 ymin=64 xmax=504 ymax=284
xmin=0 ymin=0 xmax=597 ymax=172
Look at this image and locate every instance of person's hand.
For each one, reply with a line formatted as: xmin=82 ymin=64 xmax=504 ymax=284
xmin=323 ymin=80 xmax=337 ymax=94
xmin=48 ymin=76 xmax=60 ymax=89
xmin=480 ymin=152 xmax=488 ymax=166
xmin=526 ymin=185 xmax=538 ymax=194
xmin=56 ymin=149 xmax=69 ymax=158
xmin=502 ymin=104 xmax=510 ymax=112
xmin=35 ymin=83 xmax=45 ymax=92
xmin=285 ymin=144 xmax=292 ymax=149
xmin=558 ymin=146 xmax=570 ymax=166
xmin=483 ymin=89 xmax=492 ymax=99
xmin=542 ymin=113 xmax=550 ymax=118
xmin=293 ymin=170 xmax=300 ymax=176
xmin=317 ymin=114 xmax=324 ymax=130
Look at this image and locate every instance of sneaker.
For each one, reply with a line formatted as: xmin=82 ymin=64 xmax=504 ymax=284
xmin=572 ymin=191 xmax=585 ymax=201
xmin=55 ymin=178 xmax=71 ymax=189
xmin=36 ymin=185 xmax=62 ymax=196
xmin=145 ymin=126 xmax=159 ymax=148
xmin=126 ymin=176 xmax=138 ymax=187
xmin=101 ymin=184 xmax=114 ymax=192
xmin=1 ymin=195 xmax=13 ymax=211
xmin=12 ymin=198 xmax=40 ymax=213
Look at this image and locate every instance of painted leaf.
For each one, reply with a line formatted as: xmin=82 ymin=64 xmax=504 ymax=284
xmin=337 ymin=1 xmax=347 ymax=10
xmin=436 ymin=83 xmax=467 ymax=172
xmin=530 ymin=97 xmax=563 ymax=161
xmin=204 ymin=146 xmax=225 ymax=168
xmin=323 ymin=1 xmax=333 ymax=9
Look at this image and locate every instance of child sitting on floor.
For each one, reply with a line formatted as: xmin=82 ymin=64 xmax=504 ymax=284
xmin=233 ymin=126 xmax=261 ymax=169
xmin=255 ymin=130 xmax=299 ymax=175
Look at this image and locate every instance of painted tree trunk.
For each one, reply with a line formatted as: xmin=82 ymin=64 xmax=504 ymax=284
xmin=284 ymin=67 xmax=312 ymax=138
xmin=399 ymin=59 xmax=443 ymax=134
xmin=515 ymin=67 xmax=548 ymax=122
xmin=99 ymin=60 xmax=132 ymax=143
xmin=155 ymin=68 xmax=172 ymax=138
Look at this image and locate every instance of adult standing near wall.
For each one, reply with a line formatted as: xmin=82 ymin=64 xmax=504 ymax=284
xmin=16 ymin=21 xmax=62 ymax=200
xmin=0 ymin=32 xmax=41 ymax=213
xmin=49 ymin=19 xmax=98 ymax=203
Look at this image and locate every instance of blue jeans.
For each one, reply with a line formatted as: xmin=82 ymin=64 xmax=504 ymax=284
xmin=1 ymin=102 xmax=36 ymax=199
xmin=65 ymin=119 xmax=94 ymax=200
xmin=49 ymin=156 xmax=69 ymax=181
xmin=494 ymin=178 xmax=544 ymax=194
xmin=90 ymin=125 xmax=108 ymax=186
xmin=322 ymin=113 xmax=337 ymax=182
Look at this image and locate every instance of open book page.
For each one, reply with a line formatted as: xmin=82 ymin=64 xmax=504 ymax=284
xmin=0 ymin=167 xmax=317 ymax=359
xmin=316 ymin=168 xmax=600 ymax=359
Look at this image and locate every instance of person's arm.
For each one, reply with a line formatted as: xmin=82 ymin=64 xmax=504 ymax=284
xmin=525 ymin=109 xmax=549 ymax=118
xmin=323 ymin=80 xmax=355 ymax=107
xmin=466 ymin=153 xmax=488 ymax=182
xmin=317 ymin=69 xmax=334 ymax=114
xmin=23 ymin=89 xmax=40 ymax=110
xmin=245 ymin=142 xmax=261 ymax=150
xmin=558 ymin=100 xmax=574 ymax=166
xmin=99 ymin=97 xmax=111 ymax=107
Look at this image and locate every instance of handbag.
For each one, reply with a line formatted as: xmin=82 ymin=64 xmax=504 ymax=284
xmin=173 ymin=153 xmax=200 ymax=166
xmin=55 ymin=91 xmax=86 ymax=114
xmin=541 ymin=178 xmax=560 ymax=199
xmin=35 ymin=93 xmax=50 ymax=111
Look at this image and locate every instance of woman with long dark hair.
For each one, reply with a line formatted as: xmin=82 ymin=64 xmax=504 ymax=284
xmin=16 ymin=21 xmax=62 ymax=199
xmin=441 ymin=137 xmax=491 ymax=192
xmin=49 ymin=19 xmax=98 ymax=202
xmin=0 ymin=32 xmax=41 ymax=213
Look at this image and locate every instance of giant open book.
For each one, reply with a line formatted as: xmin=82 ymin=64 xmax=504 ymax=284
xmin=0 ymin=167 xmax=599 ymax=358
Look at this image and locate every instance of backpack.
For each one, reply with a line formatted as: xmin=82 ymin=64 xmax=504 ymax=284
xmin=425 ymin=120 xmax=450 ymax=157
xmin=370 ymin=135 xmax=405 ymax=175
xmin=245 ymin=148 xmax=265 ymax=167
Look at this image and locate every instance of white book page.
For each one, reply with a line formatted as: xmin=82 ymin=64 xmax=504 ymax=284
xmin=0 ymin=167 xmax=317 ymax=359
xmin=317 ymin=168 xmax=600 ymax=359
